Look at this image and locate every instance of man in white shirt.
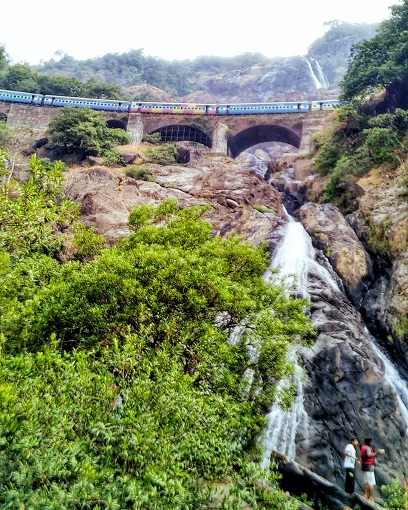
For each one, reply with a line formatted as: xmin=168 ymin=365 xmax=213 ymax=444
xmin=344 ymin=437 xmax=360 ymax=494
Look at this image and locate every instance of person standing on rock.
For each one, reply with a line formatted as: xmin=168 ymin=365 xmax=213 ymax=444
xmin=344 ymin=437 xmax=360 ymax=493
xmin=360 ymin=437 xmax=384 ymax=502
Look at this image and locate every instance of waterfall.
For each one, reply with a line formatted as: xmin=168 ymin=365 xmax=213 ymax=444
xmin=308 ymin=57 xmax=330 ymax=89
xmin=264 ymin=215 xmax=339 ymax=299
xmin=260 ymin=214 xmax=408 ymax=467
xmin=261 ymin=217 xmax=321 ymax=466
xmin=260 ymin=354 xmax=308 ymax=467
xmin=302 ymin=57 xmax=329 ymax=90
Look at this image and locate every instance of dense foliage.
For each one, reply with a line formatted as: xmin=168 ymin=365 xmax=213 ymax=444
xmin=0 ymin=152 xmax=78 ymax=257
xmin=46 ymin=107 xmax=130 ymax=159
xmin=312 ymin=104 xmax=408 ymax=208
xmin=381 ymin=479 xmax=408 ymax=509
xmin=0 ymin=152 xmax=316 ymax=508
xmin=341 ymin=0 xmax=408 ymax=99
xmin=0 ymin=61 xmax=126 ymax=99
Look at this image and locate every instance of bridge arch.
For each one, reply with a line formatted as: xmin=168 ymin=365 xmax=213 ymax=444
xmin=106 ymin=117 xmax=128 ymax=130
xmin=148 ymin=124 xmax=212 ymax=148
xmin=228 ymin=124 xmax=301 ymax=158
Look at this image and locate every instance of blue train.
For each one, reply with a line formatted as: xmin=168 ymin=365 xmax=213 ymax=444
xmin=0 ymin=89 xmax=341 ymax=116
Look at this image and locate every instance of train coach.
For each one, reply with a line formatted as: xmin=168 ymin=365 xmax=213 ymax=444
xmin=216 ymin=102 xmax=312 ymax=115
xmin=130 ymin=102 xmax=217 ymax=115
xmin=0 ymin=89 xmax=44 ymax=105
xmin=43 ymin=95 xmax=131 ymax=112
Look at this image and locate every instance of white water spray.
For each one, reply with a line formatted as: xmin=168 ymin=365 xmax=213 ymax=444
xmin=302 ymin=57 xmax=330 ymax=90
xmin=264 ymin=216 xmax=339 ymax=299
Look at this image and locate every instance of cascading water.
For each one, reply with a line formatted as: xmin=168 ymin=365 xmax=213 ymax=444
xmin=263 ymin=216 xmax=339 ymax=299
xmin=302 ymin=57 xmax=330 ymax=90
xmin=260 ymin=213 xmax=408 ymax=469
xmin=261 ymin=216 xmax=322 ymax=467
xmin=260 ymin=353 xmax=307 ymax=467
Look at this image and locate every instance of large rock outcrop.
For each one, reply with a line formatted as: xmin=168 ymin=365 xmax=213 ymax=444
xmin=64 ymin=154 xmax=285 ymax=246
xmin=347 ymin=166 xmax=408 ymax=349
xmin=296 ymin=202 xmax=374 ymax=306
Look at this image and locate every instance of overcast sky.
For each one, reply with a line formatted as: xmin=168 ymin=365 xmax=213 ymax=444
xmin=1 ymin=0 xmax=400 ymax=65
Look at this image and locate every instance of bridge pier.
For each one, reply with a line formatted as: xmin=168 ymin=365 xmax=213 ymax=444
xmin=212 ymin=122 xmax=229 ymax=154
xmin=127 ymin=113 xmax=144 ymax=145
xmin=298 ymin=113 xmax=331 ymax=155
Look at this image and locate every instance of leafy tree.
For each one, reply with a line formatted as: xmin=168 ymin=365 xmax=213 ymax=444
xmin=341 ymin=0 xmax=408 ymax=100
xmin=37 ymin=74 xmax=85 ymax=96
xmin=0 ymin=153 xmax=78 ymax=257
xmin=46 ymin=107 xmax=130 ymax=158
xmin=0 ymin=43 xmax=9 ymax=71
xmin=83 ymin=78 xmax=125 ymax=99
xmin=0 ymin=342 xmax=299 ymax=509
xmin=0 ymin=200 xmax=314 ymax=508
xmin=0 ymin=63 xmax=40 ymax=92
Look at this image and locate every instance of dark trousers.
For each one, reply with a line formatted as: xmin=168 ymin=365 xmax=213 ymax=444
xmin=345 ymin=468 xmax=356 ymax=494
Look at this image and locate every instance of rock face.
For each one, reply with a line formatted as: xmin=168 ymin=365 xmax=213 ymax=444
xmin=347 ymin=167 xmax=408 ymax=349
xmin=182 ymin=56 xmax=334 ymax=104
xmin=296 ymin=202 xmax=374 ymax=307
xmin=64 ymin=154 xmax=284 ymax=246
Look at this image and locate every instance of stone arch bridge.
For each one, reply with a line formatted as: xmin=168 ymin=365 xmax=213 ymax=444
xmin=0 ymin=102 xmax=332 ymax=157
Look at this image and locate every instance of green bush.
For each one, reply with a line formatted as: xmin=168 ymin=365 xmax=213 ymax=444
xmin=143 ymin=132 xmax=162 ymax=144
xmin=363 ymin=126 xmax=398 ymax=166
xmin=126 ymin=165 xmax=151 ymax=181
xmin=381 ymin=478 xmax=408 ymax=509
xmin=102 ymin=149 xmax=125 ymax=167
xmin=312 ymin=131 xmax=341 ymax=176
xmin=0 ymin=200 xmax=315 ymax=508
xmin=143 ymin=143 xmax=178 ymax=165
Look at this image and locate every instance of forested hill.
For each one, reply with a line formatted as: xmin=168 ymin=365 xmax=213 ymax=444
xmin=0 ymin=21 xmax=377 ymax=102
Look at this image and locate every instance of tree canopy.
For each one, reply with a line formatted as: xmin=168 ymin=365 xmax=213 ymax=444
xmin=0 ymin=63 xmax=125 ymax=99
xmin=341 ymin=1 xmax=408 ymax=99
xmin=0 ymin=155 xmax=316 ymax=507
xmin=46 ymin=107 xmax=130 ymax=158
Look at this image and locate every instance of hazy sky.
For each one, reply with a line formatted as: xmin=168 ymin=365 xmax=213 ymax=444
xmin=1 ymin=0 xmax=400 ymax=65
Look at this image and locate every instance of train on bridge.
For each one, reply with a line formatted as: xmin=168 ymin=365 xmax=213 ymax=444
xmin=0 ymin=88 xmax=342 ymax=116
